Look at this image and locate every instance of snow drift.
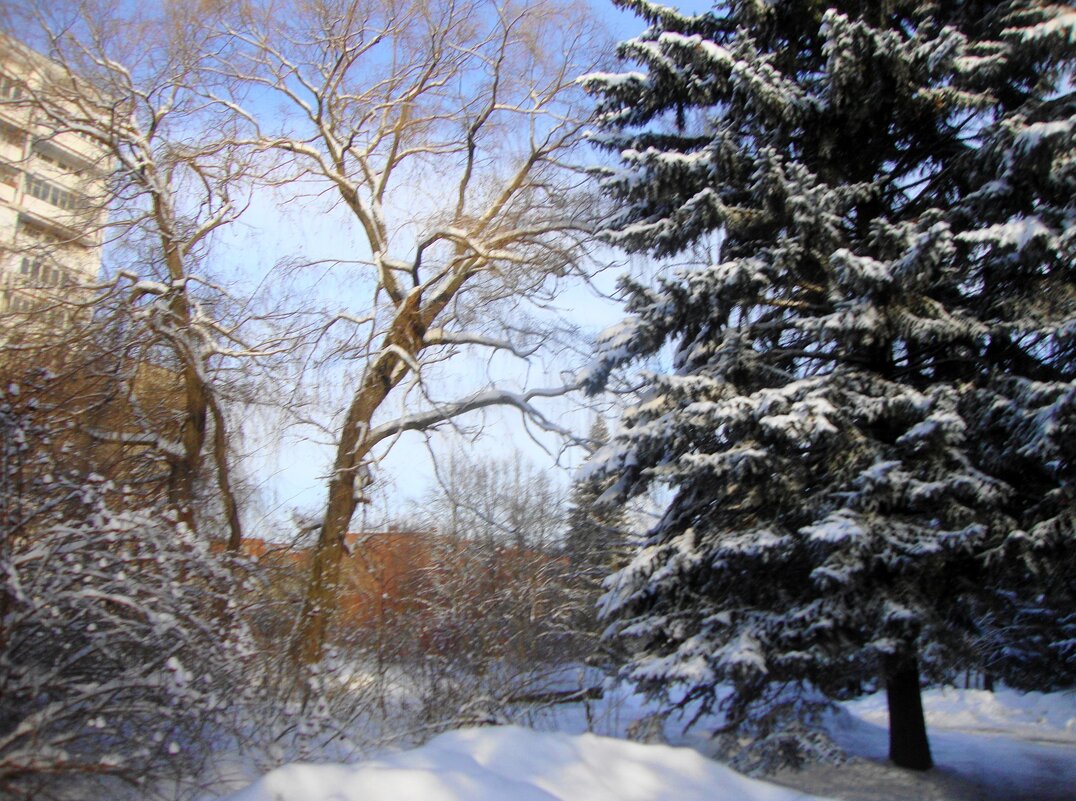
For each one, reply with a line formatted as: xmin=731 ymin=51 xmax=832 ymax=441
xmin=220 ymin=726 xmax=828 ymax=801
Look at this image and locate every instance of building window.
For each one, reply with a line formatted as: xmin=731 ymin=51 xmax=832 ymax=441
xmin=18 ymin=221 xmax=64 ymax=245
xmin=0 ymin=119 xmax=23 ymax=148
xmin=8 ymin=293 xmax=34 ymax=313
xmin=19 ymin=257 xmax=69 ymax=288
xmin=25 ymin=173 xmax=83 ymax=211
xmin=3 ymin=292 xmax=69 ymax=327
xmin=0 ymin=73 xmax=22 ymax=101
xmin=0 ymin=160 xmax=17 ymax=187
xmin=20 ymin=256 xmax=39 ymax=282
xmin=33 ymin=145 xmax=79 ymax=172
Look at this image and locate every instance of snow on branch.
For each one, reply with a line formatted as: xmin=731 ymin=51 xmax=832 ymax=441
xmin=365 ymin=381 xmax=585 ymax=449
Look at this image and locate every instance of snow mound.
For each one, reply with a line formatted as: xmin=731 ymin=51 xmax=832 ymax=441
xmin=220 ymin=726 xmax=831 ymax=801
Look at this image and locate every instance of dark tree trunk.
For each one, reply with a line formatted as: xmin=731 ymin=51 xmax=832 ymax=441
xmin=885 ymin=654 xmax=933 ymax=770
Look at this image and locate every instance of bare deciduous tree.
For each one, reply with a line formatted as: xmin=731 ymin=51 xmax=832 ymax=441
xmin=424 ymin=448 xmax=564 ymax=550
xmin=2 ymin=1 xmax=280 ymax=547
xmin=217 ymin=0 xmax=603 ymax=663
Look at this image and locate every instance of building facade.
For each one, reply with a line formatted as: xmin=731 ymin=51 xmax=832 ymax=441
xmin=0 ymin=36 xmax=107 ymax=332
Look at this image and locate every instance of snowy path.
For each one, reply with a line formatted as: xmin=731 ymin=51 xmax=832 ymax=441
xmin=770 ymin=688 xmax=1076 ymax=801
xmin=772 ymin=724 xmax=1075 ymax=801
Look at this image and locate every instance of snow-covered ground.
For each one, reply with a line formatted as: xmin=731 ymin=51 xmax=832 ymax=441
xmin=220 ymin=726 xmax=829 ymax=801
xmin=774 ymin=687 xmax=1076 ymax=801
xmin=213 ymin=686 xmax=1076 ymax=801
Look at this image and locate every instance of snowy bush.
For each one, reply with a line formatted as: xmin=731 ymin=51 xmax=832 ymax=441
xmin=319 ymin=531 xmax=590 ymax=743
xmin=0 ymin=386 xmax=254 ymax=799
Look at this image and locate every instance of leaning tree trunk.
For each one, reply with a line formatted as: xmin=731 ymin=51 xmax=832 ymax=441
xmin=290 ymin=289 xmax=442 ymax=667
xmin=290 ymin=338 xmax=418 ymax=665
xmin=885 ymin=653 xmax=933 ymax=770
xmin=289 ymin=457 xmax=364 ymax=667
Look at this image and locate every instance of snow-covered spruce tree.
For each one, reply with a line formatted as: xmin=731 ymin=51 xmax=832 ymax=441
xmin=582 ymin=0 xmax=1074 ymax=772
xmin=564 ymin=418 xmax=631 ymax=662
xmin=565 ymin=418 xmax=629 ymax=576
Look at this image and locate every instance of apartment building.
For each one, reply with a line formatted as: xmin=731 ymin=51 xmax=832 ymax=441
xmin=0 ymin=36 xmax=108 ymax=332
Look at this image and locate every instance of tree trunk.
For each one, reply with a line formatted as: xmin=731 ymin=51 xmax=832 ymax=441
xmin=209 ymin=396 xmax=243 ymax=552
xmin=289 ymin=355 xmax=403 ymax=666
xmin=290 ymin=296 xmax=431 ymax=666
xmin=885 ymin=654 xmax=933 ymax=770
xmin=166 ymin=358 xmax=207 ymax=535
xmin=289 ymin=469 xmax=358 ymax=666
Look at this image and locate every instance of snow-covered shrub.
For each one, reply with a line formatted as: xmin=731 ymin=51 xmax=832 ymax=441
xmin=322 ymin=531 xmax=587 ymax=743
xmin=0 ymin=386 xmax=254 ymax=799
